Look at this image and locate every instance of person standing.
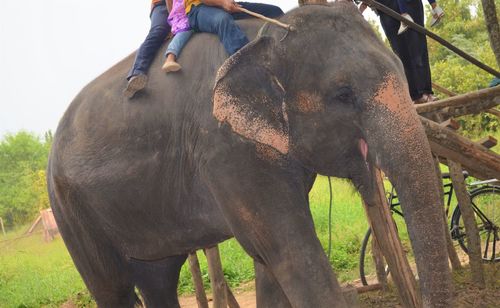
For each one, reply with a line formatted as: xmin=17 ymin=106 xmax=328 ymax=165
xmin=124 ymin=0 xmax=171 ymax=99
xmin=376 ymin=0 xmax=436 ymax=103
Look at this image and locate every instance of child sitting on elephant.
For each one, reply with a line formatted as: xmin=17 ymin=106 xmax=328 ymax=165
xmin=162 ymin=0 xmax=194 ymax=73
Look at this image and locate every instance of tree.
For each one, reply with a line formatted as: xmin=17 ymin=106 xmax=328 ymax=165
xmin=0 ymin=131 xmax=52 ymax=228
xmin=480 ymin=0 xmax=500 ymax=67
xmin=426 ymin=0 xmax=498 ymax=134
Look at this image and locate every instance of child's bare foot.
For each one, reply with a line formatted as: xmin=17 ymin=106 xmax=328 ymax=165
xmin=162 ymin=54 xmax=182 ymax=73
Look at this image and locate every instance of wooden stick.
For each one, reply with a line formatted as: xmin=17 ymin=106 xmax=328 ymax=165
xmin=205 ymin=246 xmax=229 ymax=308
xmin=361 ymin=168 xmax=421 ymax=308
xmin=448 ymin=160 xmax=486 ymax=288
xmin=432 ymin=82 xmax=457 ymax=97
xmin=238 ymin=7 xmax=294 ymax=30
xmin=486 ymin=108 xmax=500 ymax=118
xmin=432 ymin=156 xmax=463 ymax=271
xmin=188 ymin=253 xmax=210 ymax=308
xmin=0 ymin=217 xmax=5 ymax=236
xmin=415 ymin=85 xmax=500 ymax=115
xmin=421 ymin=117 xmax=500 ymax=180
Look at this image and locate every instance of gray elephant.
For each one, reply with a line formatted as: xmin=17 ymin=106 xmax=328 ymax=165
xmin=48 ymin=3 xmax=452 ymax=307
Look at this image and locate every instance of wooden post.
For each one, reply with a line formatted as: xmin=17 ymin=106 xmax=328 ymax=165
xmin=188 ymin=253 xmax=209 ymax=308
xmin=447 ymin=161 xmax=486 ymax=288
xmin=205 ymin=246 xmax=229 ymax=308
xmin=0 ymin=217 xmax=5 ymax=236
xmin=433 ymin=157 xmax=462 ymax=271
xmin=362 ymin=168 xmax=421 ymax=308
xmin=421 ymin=116 xmax=500 ymax=180
xmin=371 ymin=233 xmax=388 ymax=288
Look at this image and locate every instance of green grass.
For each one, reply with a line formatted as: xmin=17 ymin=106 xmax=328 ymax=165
xmin=0 ymin=176 xmax=372 ymax=307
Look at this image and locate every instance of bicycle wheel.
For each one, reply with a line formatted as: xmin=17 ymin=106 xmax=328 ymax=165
xmin=359 ymin=210 xmax=409 ymax=286
xmin=450 ymin=185 xmax=500 ymax=262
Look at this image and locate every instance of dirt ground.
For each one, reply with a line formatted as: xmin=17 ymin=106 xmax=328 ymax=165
xmin=179 ymin=262 xmax=500 ymax=308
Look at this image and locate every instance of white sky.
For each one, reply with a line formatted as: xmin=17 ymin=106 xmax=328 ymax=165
xmin=0 ymin=0 xmax=377 ymax=138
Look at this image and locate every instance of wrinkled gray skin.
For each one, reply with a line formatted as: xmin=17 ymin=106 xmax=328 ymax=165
xmin=48 ymin=3 xmax=452 ymax=307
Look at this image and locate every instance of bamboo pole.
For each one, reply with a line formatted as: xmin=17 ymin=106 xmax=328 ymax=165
xmin=415 ymin=86 xmax=500 ymax=120
xmin=421 ymin=117 xmax=500 ymax=180
xmin=188 ymin=253 xmax=210 ymax=308
xmin=447 ymin=161 xmax=486 ymax=288
xmin=362 ymin=168 xmax=421 ymax=308
xmin=371 ymin=233 xmax=388 ymax=288
xmin=205 ymin=246 xmax=229 ymax=308
xmin=433 ymin=156 xmax=462 ymax=271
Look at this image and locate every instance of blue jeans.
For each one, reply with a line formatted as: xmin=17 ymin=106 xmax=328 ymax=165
xmin=187 ymin=2 xmax=283 ymax=55
xmin=165 ymin=30 xmax=194 ymax=58
xmin=127 ymin=4 xmax=171 ymax=79
xmin=397 ymin=0 xmax=435 ymax=14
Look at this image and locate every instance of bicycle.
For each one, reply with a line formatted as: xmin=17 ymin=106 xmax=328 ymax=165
xmin=359 ymin=171 xmax=500 ymax=286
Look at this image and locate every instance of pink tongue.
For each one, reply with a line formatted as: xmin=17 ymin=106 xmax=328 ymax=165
xmin=359 ymin=139 xmax=368 ymax=161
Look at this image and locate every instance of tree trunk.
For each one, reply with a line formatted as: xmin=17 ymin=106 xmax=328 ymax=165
xmin=481 ymin=0 xmax=500 ymax=67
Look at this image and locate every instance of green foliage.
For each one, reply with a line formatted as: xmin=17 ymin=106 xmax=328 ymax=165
xmin=427 ymin=0 xmax=499 ymax=135
xmin=0 ymin=131 xmax=52 ymax=228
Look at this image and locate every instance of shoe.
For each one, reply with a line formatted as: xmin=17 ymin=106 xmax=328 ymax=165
xmin=430 ymin=6 xmax=444 ymax=27
xmin=124 ymin=74 xmax=148 ymax=99
xmin=413 ymin=95 xmax=427 ymax=104
xmin=398 ymin=13 xmax=414 ymax=35
xmin=162 ymin=61 xmax=182 ymax=73
xmin=425 ymin=94 xmax=438 ymax=102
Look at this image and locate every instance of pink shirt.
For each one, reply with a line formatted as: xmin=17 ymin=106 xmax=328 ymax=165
xmin=168 ymin=0 xmax=191 ymax=34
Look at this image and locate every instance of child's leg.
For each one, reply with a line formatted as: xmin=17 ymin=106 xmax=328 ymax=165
xmin=164 ymin=30 xmax=194 ymax=60
xmin=162 ymin=30 xmax=194 ymax=72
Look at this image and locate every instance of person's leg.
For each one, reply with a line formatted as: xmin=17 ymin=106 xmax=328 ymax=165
xmin=127 ymin=5 xmax=171 ymax=80
xmin=378 ymin=0 xmax=420 ymax=100
xmin=395 ymin=0 xmax=408 ymax=14
xmin=164 ymin=30 xmax=194 ymax=59
xmin=162 ymin=30 xmax=194 ymax=72
xmin=188 ymin=5 xmax=249 ymax=55
xmin=232 ymin=2 xmax=284 ymax=20
xmin=405 ymin=0 xmax=433 ymax=100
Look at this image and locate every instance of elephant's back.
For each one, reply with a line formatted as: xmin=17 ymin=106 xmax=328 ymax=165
xmin=49 ymin=19 xmax=264 ymax=182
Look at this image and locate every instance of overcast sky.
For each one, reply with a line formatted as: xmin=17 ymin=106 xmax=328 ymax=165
xmin=0 ymin=0 xmax=377 ymax=138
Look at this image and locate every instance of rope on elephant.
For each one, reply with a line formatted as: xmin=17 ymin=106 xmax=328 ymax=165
xmin=361 ymin=0 xmax=500 ymax=78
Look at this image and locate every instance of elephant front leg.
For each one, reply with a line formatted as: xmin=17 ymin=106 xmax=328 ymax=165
xmin=204 ymin=167 xmax=347 ymax=308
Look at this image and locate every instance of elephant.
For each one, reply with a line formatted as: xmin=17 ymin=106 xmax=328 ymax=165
xmin=48 ymin=2 xmax=452 ymax=307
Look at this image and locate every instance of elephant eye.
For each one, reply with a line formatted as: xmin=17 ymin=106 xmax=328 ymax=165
xmin=330 ymin=86 xmax=354 ymax=104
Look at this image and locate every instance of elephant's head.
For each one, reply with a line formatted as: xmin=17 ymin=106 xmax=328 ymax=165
xmin=213 ymin=2 xmax=452 ymax=306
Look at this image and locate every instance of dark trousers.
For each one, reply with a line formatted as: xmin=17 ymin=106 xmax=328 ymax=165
xmin=127 ymin=5 xmax=171 ymax=80
xmin=378 ymin=0 xmax=433 ymax=100
xmin=188 ymin=2 xmax=283 ymax=55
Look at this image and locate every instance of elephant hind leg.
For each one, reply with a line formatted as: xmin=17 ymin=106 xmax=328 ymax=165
xmin=51 ymin=208 xmax=137 ymax=307
xmin=255 ymin=261 xmax=292 ymax=308
xmin=49 ymin=182 xmax=137 ymax=307
xmin=129 ymin=254 xmax=187 ymax=308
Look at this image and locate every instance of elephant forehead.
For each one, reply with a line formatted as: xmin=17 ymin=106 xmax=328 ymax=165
xmin=294 ymin=91 xmax=324 ymax=113
xmin=371 ymin=73 xmax=410 ymax=113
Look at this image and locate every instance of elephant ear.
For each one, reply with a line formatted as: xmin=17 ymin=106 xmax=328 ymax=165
xmin=213 ymin=37 xmax=289 ymax=154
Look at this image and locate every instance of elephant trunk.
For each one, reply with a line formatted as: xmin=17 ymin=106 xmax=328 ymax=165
xmin=363 ymin=74 xmax=452 ymax=307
